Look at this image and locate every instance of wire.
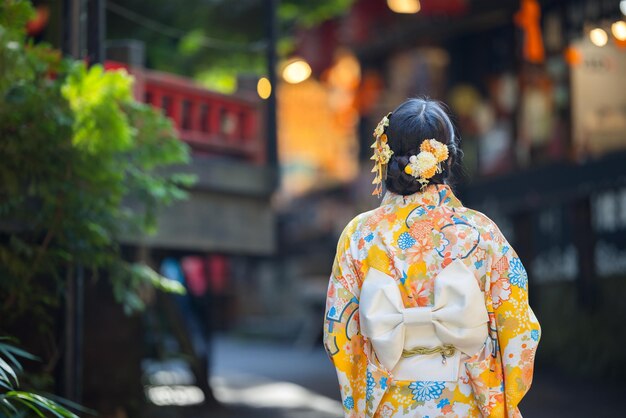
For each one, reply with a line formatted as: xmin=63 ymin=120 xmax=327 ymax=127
xmin=106 ymin=1 xmax=267 ymax=52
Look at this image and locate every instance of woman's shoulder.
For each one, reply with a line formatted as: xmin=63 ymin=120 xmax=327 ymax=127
xmin=338 ymin=207 xmax=381 ymax=239
xmin=457 ymin=205 xmax=499 ymax=228
xmin=452 ymin=204 xmax=508 ymax=242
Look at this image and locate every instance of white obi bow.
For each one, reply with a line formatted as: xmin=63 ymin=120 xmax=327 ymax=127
xmin=360 ymin=260 xmax=488 ymax=381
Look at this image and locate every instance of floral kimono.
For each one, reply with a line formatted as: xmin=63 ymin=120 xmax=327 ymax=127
xmin=323 ymin=184 xmax=540 ymax=417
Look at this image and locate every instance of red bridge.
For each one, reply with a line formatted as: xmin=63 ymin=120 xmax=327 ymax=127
xmin=105 ymin=61 xmax=264 ymax=164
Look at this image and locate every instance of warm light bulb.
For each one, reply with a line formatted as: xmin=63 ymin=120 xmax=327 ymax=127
xmin=589 ymin=28 xmax=608 ymax=46
xmin=257 ymin=77 xmax=271 ymax=99
xmin=282 ymin=59 xmax=312 ymax=84
xmin=612 ymin=21 xmax=626 ymax=41
xmin=387 ymin=0 xmax=421 ymax=14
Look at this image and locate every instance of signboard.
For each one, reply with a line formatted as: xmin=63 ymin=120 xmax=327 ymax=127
xmin=571 ymin=40 xmax=626 ymax=156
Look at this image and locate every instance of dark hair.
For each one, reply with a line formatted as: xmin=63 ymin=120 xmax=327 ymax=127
xmin=384 ymin=98 xmax=462 ymax=195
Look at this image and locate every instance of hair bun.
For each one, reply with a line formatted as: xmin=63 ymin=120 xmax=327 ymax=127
xmin=382 ymin=98 xmax=460 ymax=196
xmin=386 ymin=155 xmax=423 ymax=196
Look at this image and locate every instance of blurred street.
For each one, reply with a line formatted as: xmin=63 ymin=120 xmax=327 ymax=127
xmin=168 ymin=334 xmax=624 ymax=418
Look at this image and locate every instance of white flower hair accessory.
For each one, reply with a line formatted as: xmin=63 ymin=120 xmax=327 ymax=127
xmin=371 ymin=112 xmax=393 ymax=197
xmin=404 ymin=139 xmax=449 ymax=188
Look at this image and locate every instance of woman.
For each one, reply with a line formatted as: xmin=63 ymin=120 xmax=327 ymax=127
xmin=323 ymin=98 xmax=540 ymax=417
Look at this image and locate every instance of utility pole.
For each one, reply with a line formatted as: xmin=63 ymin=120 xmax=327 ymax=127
xmin=61 ymin=0 xmax=105 ymax=404
xmin=61 ymin=1 xmax=84 ymax=403
xmin=62 ymin=0 xmax=82 ymax=57
xmin=266 ymin=0 xmax=279 ymax=187
xmin=87 ymin=0 xmax=104 ymax=64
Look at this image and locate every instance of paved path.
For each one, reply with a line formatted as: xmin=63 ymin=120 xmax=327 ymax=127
xmin=211 ymin=335 xmax=342 ymax=417
xmin=211 ymin=335 xmax=625 ymax=418
xmin=147 ymin=334 xmax=625 ymax=417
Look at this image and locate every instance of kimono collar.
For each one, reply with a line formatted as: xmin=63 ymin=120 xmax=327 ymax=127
xmin=381 ymin=184 xmax=462 ymax=210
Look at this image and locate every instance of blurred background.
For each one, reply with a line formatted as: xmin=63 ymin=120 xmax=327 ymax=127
xmin=1 ymin=0 xmax=626 ymax=417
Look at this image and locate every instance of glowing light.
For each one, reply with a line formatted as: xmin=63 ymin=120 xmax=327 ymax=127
xmin=282 ymin=59 xmax=312 ymax=84
xmin=589 ymin=28 xmax=608 ymax=47
xmin=612 ymin=21 xmax=626 ymax=41
xmin=327 ymin=51 xmax=361 ymax=88
xmin=387 ymin=0 xmax=421 ymax=14
xmin=145 ymin=385 xmax=205 ymax=406
xmin=621 ymin=0 xmax=626 ymax=16
xmin=257 ymin=77 xmax=272 ymax=99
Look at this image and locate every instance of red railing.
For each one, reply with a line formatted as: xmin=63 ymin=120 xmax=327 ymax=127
xmin=105 ymin=61 xmax=264 ymax=164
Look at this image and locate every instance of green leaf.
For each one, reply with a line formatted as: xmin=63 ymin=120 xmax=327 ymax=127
xmin=11 ymin=397 xmax=47 ymax=418
xmin=41 ymin=392 xmax=96 ymax=415
xmin=0 ymin=379 xmax=14 ymax=391
xmin=170 ymin=173 xmax=197 ymax=187
xmin=7 ymin=391 xmax=79 ymax=418
xmin=0 ymin=341 xmax=40 ymax=373
xmin=0 ymin=357 xmax=18 ymax=386
xmin=0 ymin=396 xmax=19 ymax=414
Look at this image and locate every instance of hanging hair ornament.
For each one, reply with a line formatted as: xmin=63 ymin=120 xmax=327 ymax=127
xmin=404 ymin=139 xmax=449 ymax=188
xmin=371 ymin=113 xmax=393 ymax=197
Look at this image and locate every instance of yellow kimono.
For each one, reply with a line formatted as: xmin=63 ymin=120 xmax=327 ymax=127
xmin=323 ymin=184 xmax=540 ymax=417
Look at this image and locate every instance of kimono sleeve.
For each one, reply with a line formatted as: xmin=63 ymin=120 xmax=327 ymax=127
xmin=323 ymin=222 xmax=387 ymax=417
xmin=488 ymin=235 xmax=541 ymax=417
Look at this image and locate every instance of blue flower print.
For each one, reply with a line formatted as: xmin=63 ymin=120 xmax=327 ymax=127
xmin=364 ymin=232 xmax=374 ymax=242
xmin=409 ymin=381 xmax=445 ymax=402
xmin=366 ymin=371 xmax=376 ymax=400
xmin=531 ymin=329 xmax=540 ymax=341
xmin=508 ymin=257 xmax=528 ymax=290
xmin=343 ymin=396 xmax=354 ymax=410
xmin=437 ymin=398 xmax=450 ymax=409
xmin=452 ymin=216 xmax=466 ymax=225
xmin=414 ymin=207 xmax=427 ymax=216
xmin=379 ymin=376 xmax=388 ymax=390
xmin=398 ymin=232 xmax=416 ymax=249
xmin=438 ymin=188 xmax=448 ymax=204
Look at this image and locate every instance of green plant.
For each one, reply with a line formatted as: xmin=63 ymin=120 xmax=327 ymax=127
xmin=0 ymin=0 xmax=190 ymax=329
xmin=0 ymin=0 xmax=195 ymax=415
xmin=0 ymin=339 xmax=80 ymax=417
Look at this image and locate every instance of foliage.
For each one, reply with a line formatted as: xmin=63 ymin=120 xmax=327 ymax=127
xmin=0 ymin=339 xmax=80 ymax=417
xmin=0 ymin=0 xmax=189 ymax=331
xmin=279 ymin=0 xmax=356 ymax=27
xmin=105 ymin=0 xmax=356 ymax=93
xmin=62 ymin=63 xmax=134 ymax=152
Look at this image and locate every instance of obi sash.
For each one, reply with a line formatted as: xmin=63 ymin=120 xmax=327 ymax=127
xmin=360 ymin=259 xmax=488 ymax=381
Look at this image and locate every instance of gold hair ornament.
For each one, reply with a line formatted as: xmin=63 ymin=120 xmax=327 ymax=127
xmin=370 ymin=112 xmax=393 ymax=197
xmin=404 ymin=139 xmax=449 ymax=188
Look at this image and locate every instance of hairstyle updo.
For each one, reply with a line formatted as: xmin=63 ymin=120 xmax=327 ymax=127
xmin=384 ymin=98 xmax=461 ymax=196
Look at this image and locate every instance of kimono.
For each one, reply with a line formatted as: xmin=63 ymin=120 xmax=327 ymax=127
xmin=323 ymin=184 xmax=540 ymax=417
